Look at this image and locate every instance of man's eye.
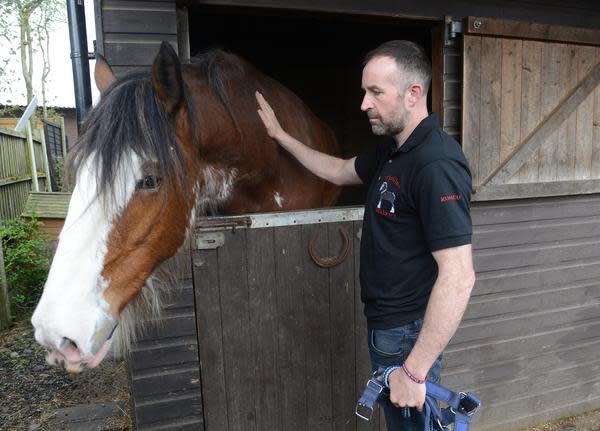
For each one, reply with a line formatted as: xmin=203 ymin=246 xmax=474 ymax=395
xmin=136 ymin=175 xmax=162 ymax=190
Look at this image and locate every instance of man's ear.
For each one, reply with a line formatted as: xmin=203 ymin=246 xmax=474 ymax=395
xmin=151 ymin=41 xmax=185 ymax=116
xmin=94 ymin=53 xmax=116 ymax=93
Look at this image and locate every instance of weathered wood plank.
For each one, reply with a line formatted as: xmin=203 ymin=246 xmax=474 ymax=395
xmin=135 ymin=394 xmax=204 ymax=425
xmin=516 ymin=40 xmax=543 ymax=183
xmin=575 ymin=46 xmax=598 ymax=180
xmin=556 ymin=44 xmax=579 ymax=181
xmin=328 ymin=222 xmax=356 ymax=430
xmin=538 ymin=42 xmax=560 ymax=181
xmin=193 ymin=247 xmax=228 ymax=430
xmin=473 ymin=179 xmax=600 ymax=201
xmin=131 ymin=368 xmax=201 ymax=397
xmin=218 ymin=229 xmax=256 ymax=431
xmin=500 ymin=39 xmax=522 ymax=165
xmin=465 ymin=16 xmax=600 ymax=46
xmin=301 ymin=223 xmax=333 ymax=431
xmin=274 ymin=225 xmax=307 ymax=430
xmin=246 ymin=228 xmax=280 ymax=431
xmin=462 ymin=35 xmax=481 ymax=186
xmin=478 ymin=37 xmax=502 ymax=184
xmin=474 ymin=237 xmax=600 ymax=272
xmin=102 ymin=9 xmax=177 ymax=34
xmin=592 ymin=48 xmax=600 ymax=178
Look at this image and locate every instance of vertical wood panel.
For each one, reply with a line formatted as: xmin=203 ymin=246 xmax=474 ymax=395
xmin=575 ymin=45 xmax=598 ymax=179
xmin=593 ymin=48 xmax=600 ymax=177
xmin=218 ymin=230 xmax=255 ymax=431
xmin=301 ymin=223 xmax=333 ymax=431
xmin=517 ymin=40 xmax=543 ymax=182
xmin=328 ymin=222 xmax=356 ymax=430
xmin=557 ymin=44 xmax=579 ymax=181
xmin=274 ymin=225 xmax=307 ymax=430
xmin=462 ymin=36 xmax=482 ymax=186
xmin=194 ymin=248 xmax=228 ymax=431
xmin=538 ymin=43 xmax=560 ymax=181
xmin=500 ymin=39 xmax=522 ymax=165
xmin=247 ymin=228 xmax=280 ymax=431
xmin=479 ymin=37 xmax=502 ymax=183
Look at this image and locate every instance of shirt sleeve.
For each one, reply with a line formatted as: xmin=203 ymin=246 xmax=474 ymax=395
xmin=354 ymin=140 xmax=392 ymax=185
xmin=413 ymin=159 xmax=472 ymax=251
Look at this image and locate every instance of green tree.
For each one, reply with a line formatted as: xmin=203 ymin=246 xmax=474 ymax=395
xmin=0 ymin=0 xmax=65 ymax=106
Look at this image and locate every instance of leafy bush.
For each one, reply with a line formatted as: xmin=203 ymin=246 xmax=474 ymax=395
xmin=0 ymin=215 xmax=49 ymax=319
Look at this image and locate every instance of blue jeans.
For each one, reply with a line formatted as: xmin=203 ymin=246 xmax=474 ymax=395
xmin=368 ymin=319 xmax=443 ymax=431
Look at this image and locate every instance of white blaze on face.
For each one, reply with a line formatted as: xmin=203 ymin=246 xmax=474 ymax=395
xmin=31 ymin=152 xmax=142 ymax=371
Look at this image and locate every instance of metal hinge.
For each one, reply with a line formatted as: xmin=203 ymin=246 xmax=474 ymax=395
xmin=444 ymin=16 xmax=463 ymax=45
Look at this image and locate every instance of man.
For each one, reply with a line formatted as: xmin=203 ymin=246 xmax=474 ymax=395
xmin=255 ymin=40 xmax=475 ymax=430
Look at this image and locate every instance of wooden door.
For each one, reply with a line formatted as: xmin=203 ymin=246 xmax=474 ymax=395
xmin=192 ymin=208 xmax=381 ymax=431
xmin=461 ymin=17 xmax=600 ymax=201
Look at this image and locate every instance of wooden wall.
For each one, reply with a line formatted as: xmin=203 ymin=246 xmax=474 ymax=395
xmin=130 ymin=196 xmax=600 ymax=431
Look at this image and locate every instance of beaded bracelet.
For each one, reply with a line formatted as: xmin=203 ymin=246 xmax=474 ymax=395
xmin=401 ymin=363 xmax=426 ymax=384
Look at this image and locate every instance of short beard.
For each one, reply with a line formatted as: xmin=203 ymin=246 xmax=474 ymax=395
xmin=371 ymin=109 xmax=409 ymax=136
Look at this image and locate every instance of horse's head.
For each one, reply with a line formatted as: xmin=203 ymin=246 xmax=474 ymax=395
xmin=31 ymin=42 xmax=197 ymax=372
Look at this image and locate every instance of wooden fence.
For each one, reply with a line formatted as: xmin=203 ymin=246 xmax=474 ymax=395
xmin=0 ymin=128 xmax=47 ymax=220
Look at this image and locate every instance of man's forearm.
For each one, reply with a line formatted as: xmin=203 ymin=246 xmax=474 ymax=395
xmin=404 ymin=254 xmax=475 ymax=379
xmin=276 ymin=131 xmax=349 ymax=186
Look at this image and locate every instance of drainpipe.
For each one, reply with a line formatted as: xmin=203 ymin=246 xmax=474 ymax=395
xmin=66 ymin=0 xmax=93 ymax=132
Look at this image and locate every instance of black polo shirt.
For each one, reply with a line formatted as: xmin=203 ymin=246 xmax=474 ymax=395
xmin=355 ymin=113 xmax=472 ymax=329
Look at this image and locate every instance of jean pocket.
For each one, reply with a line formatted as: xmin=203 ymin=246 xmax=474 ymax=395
xmin=370 ymin=327 xmax=409 ymax=358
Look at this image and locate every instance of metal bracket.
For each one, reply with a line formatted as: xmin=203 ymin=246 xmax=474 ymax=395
xmin=194 ymin=232 xmax=225 ymax=250
xmin=444 ymin=16 xmax=463 ymax=46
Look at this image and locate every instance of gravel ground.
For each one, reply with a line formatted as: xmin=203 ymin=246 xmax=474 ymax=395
xmin=0 ymin=320 xmax=132 ymax=431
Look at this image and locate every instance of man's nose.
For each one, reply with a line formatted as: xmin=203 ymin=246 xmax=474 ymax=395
xmin=360 ymin=95 xmax=372 ymax=112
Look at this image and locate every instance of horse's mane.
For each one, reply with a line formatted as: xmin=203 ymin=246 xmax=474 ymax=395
xmin=189 ymin=49 xmax=247 ymax=134
xmin=69 ymin=72 xmax=194 ymax=205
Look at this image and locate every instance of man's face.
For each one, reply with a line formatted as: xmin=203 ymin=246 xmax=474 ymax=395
xmin=360 ymin=56 xmax=410 ymax=136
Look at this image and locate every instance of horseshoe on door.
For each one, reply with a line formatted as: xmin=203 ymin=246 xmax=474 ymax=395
xmin=308 ymin=227 xmax=351 ymax=268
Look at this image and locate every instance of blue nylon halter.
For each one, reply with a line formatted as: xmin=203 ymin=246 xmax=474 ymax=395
xmin=356 ymin=367 xmax=481 ymax=431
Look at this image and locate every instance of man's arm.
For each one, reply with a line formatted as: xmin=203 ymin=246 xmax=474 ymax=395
xmin=256 ymin=91 xmax=362 ymax=186
xmin=388 ymin=244 xmax=476 ymax=409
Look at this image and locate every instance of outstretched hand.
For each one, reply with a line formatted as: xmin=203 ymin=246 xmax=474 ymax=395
xmin=255 ymin=91 xmax=285 ymax=141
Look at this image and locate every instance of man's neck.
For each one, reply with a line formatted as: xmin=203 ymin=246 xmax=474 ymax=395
xmin=394 ymin=108 xmax=429 ymax=149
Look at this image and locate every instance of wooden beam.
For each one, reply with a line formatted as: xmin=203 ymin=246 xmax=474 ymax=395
xmin=480 ymin=61 xmax=600 ymax=187
xmin=465 ymin=16 xmax=600 ymax=47
xmin=473 ymin=180 xmax=600 ymax=202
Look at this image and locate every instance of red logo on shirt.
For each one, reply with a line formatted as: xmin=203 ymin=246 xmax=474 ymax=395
xmin=384 ymin=175 xmax=400 ymax=188
xmin=440 ymin=194 xmax=461 ymax=203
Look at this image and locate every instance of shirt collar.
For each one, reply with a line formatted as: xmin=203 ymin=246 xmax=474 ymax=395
xmin=394 ymin=113 xmax=440 ymax=154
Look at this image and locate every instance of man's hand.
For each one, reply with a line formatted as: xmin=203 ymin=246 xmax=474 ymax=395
xmin=388 ymin=368 xmax=426 ymax=411
xmin=256 ymin=91 xmax=286 ymax=141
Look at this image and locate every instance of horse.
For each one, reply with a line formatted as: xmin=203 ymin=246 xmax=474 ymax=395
xmin=31 ymin=41 xmax=340 ymax=372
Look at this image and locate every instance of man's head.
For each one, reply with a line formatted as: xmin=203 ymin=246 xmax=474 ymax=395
xmin=360 ymin=40 xmax=431 ymax=137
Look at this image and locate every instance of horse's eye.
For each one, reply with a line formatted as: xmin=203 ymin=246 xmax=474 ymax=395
xmin=136 ymin=175 xmax=162 ymax=190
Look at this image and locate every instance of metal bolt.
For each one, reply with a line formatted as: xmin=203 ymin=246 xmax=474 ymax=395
xmin=474 ymin=19 xmax=482 ymax=29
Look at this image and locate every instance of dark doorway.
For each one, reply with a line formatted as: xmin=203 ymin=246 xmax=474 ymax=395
xmin=187 ymin=6 xmax=435 ymax=205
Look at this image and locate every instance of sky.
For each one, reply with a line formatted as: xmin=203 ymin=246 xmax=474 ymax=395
xmin=0 ymin=0 xmax=100 ymax=108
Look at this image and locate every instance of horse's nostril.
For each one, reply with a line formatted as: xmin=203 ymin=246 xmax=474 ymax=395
xmin=60 ymin=337 xmax=79 ymax=352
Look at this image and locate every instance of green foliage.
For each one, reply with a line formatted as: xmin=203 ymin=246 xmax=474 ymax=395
xmin=0 ymin=214 xmax=49 ymax=319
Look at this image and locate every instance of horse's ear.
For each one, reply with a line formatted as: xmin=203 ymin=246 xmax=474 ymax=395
xmin=152 ymin=41 xmax=185 ymax=116
xmin=94 ymin=53 xmax=116 ymax=94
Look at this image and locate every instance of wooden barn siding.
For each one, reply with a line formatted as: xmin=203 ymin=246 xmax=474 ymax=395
xmin=443 ymin=194 xmax=600 ymax=430
xmin=95 ymin=0 xmax=178 ymax=77
xmin=127 ymin=249 xmax=205 ymax=430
